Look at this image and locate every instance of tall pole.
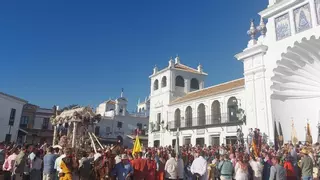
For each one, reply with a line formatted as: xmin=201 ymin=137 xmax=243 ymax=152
xmin=72 ymin=121 xmax=77 ymax=148
xmin=53 ymin=125 xmax=57 ymax=146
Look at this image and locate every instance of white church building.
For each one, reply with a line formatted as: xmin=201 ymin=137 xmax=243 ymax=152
xmin=148 ymin=0 xmax=320 ymax=147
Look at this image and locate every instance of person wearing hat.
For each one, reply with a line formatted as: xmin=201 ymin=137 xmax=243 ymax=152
xmin=111 ymin=154 xmax=133 ymax=180
xmin=300 ymin=148 xmax=313 ymax=180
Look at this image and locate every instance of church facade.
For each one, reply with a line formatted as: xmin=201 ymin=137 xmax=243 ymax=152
xmin=148 ymin=0 xmax=320 ymax=147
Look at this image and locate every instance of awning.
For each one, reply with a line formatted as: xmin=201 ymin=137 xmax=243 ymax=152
xmin=126 ymin=135 xmax=148 ymax=141
xmin=19 ymin=128 xmax=28 ymax=134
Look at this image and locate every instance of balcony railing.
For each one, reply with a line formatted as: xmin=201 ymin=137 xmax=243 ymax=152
xmin=167 ymin=113 xmax=242 ymax=130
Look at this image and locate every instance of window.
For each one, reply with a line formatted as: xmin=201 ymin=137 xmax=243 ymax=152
xmin=227 ymin=97 xmax=238 ymax=122
xmin=185 ymin=106 xmax=193 ymax=127
xmin=106 ymin=127 xmax=111 ymax=133
xmin=9 ymin=108 xmax=16 ymax=126
xmin=156 ymin=113 xmax=161 ymax=130
xmin=174 ymin=108 xmax=181 ymax=128
xmin=175 ymin=76 xmax=184 ymax=87
xmin=190 ymin=78 xmax=199 ymax=90
xmin=95 ymin=126 xmax=100 ymax=136
xmin=137 ymin=123 xmax=142 ymax=130
xmin=197 ymin=103 xmax=206 ymax=126
xmin=42 ymin=118 xmax=50 ymax=129
xmin=20 ymin=116 xmax=29 ymax=128
xmin=184 ymin=137 xmax=191 ymax=145
xmin=211 ymin=136 xmax=220 ymax=146
xmin=161 ymin=76 xmax=167 ymax=87
xmin=211 ymin=100 xmax=221 ymax=124
xmin=153 ymin=79 xmax=159 ymax=90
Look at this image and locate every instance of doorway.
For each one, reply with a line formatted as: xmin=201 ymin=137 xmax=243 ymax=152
xmin=196 ymin=138 xmax=205 ymax=147
xmin=154 ymin=140 xmax=160 ymax=147
xmin=226 ymin=136 xmax=237 ymax=145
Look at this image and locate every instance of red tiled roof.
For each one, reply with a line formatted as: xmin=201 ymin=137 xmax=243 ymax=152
xmin=170 ymin=78 xmax=245 ymax=105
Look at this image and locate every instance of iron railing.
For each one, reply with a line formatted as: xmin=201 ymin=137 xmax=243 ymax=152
xmin=167 ymin=113 xmax=242 ymax=130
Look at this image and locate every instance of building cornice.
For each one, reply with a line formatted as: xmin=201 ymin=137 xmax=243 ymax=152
xmin=0 ymin=92 xmax=28 ymax=104
xmin=259 ymin=0 xmax=304 ymax=18
xmin=235 ymin=44 xmax=268 ymax=61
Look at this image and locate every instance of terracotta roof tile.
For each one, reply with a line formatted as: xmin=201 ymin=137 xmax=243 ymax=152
xmin=170 ymin=78 xmax=245 ymax=105
xmin=105 ymin=100 xmax=116 ymax=104
xmin=174 ymin=63 xmax=206 ymax=74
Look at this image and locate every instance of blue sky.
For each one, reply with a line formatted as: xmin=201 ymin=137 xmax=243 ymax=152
xmin=0 ymin=0 xmax=267 ymax=111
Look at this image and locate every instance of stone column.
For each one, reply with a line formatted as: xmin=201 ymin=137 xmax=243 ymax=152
xmin=72 ymin=121 xmax=77 ymax=148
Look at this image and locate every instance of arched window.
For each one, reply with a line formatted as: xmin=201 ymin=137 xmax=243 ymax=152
xmin=211 ymin=100 xmax=221 ymax=124
xmin=138 ymin=108 xmax=141 ymax=113
xmin=161 ymin=76 xmax=167 ymax=87
xmin=153 ymin=79 xmax=159 ymax=90
xmin=185 ymin=106 xmax=193 ymax=127
xmin=191 ymin=78 xmax=199 ymax=90
xmin=197 ymin=103 xmax=206 ymax=126
xmin=175 ymin=76 xmax=185 ymax=87
xmin=174 ymin=108 xmax=181 ymax=128
xmin=142 ymin=107 xmax=145 ymax=112
xmin=227 ymin=97 xmax=238 ymax=122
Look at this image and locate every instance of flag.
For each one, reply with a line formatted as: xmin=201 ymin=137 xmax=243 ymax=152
xmin=274 ymin=121 xmax=279 ymax=151
xmin=132 ymin=135 xmax=142 ymax=156
xmin=306 ymin=122 xmax=313 ymax=145
xmin=291 ymin=121 xmax=298 ymax=145
xmin=278 ymin=122 xmax=284 ymax=147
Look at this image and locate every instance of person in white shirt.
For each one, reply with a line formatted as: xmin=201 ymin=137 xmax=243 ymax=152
xmin=191 ymin=151 xmax=208 ymax=180
xmin=165 ymin=152 xmax=178 ymax=179
xmin=54 ymin=152 xmax=66 ymax=179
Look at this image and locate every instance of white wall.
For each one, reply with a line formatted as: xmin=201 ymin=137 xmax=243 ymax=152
xmin=0 ymin=94 xmax=26 ymax=142
xmin=34 ymin=108 xmax=53 ymax=130
xmin=262 ymin=0 xmax=320 ymax=141
xmin=95 ymin=115 xmax=149 ymax=147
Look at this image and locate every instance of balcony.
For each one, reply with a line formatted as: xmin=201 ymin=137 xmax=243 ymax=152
xmin=167 ymin=113 xmax=243 ymax=130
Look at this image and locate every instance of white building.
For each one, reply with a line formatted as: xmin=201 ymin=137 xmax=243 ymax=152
xmin=0 ymin=92 xmax=27 ymax=142
xmin=95 ymin=91 xmax=149 ymax=147
xmin=148 ymin=0 xmax=320 ymax=147
xmin=235 ymin=0 xmax=320 ymax=143
xmin=148 ymin=57 xmax=245 ymax=147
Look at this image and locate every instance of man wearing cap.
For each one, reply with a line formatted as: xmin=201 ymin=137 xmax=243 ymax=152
xmin=300 ymin=149 xmax=313 ymax=180
xmin=111 ymin=154 xmax=133 ymax=180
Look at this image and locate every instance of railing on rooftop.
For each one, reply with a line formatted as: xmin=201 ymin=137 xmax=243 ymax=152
xmin=167 ymin=113 xmax=242 ymax=130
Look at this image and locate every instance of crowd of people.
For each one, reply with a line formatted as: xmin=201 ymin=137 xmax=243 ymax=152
xmin=0 ymin=140 xmax=320 ymax=180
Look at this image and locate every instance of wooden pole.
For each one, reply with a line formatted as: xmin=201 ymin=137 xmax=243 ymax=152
xmin=88 ymin=132 xmax=97 ymax=153
xmin=92 ymin=133 xmax=104 ymax=149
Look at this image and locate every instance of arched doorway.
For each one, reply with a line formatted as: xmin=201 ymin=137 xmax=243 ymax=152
xmin=211 ymin=100 xmax=221 ymax=124
xmin=174 ymin=109 xmax=181 ymax=128
xmin=227 ymin=97 xmax=238 ymax=122
xmin=185 ymin=106 xmax=192 ymax=127
xmin=197 ymin=103 xmax=206 ymax=126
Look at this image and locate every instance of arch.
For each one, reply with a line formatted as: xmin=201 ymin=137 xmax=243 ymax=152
xmin=175 ymin=76 xmax=185 ymax=87
xmin=174 ymin=108 xmax=181 ymax=128
xmin=191 ymin=78 xmax=200 ymax=90
xmin=161 ymin=76 xmax=167 ymax=87
xmin=142 ymin=107 xmax=145 ymax=112
xmin=227 ymin=96 xmax=238 ymax=122
xmin=153 ymin=79 xmax=159 ymax=91
xmin=185 ymin=106 xmax=193 ymax=127
xmin=271 ymin=36 xmax=320 ymax=100
xmin=138 ymin=108 xmax=141 ymax=113
xmin=197 ymin=103 xmax=206 ymax=126
xmin=211 ymin=100 xmax=221 ymax=124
